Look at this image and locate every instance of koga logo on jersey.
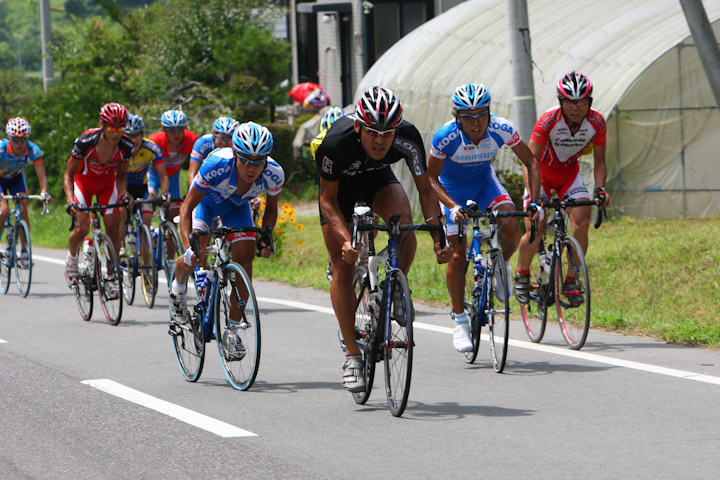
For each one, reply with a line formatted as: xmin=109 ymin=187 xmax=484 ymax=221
xmin=263 ymin=168 xmax=282 ymax=185
xmin=202 ymin=165 xmax=231 ymax=180
xmin=437 ymin=130 xmax=459 ymax=149
xmin=489 ymin=121 xmax=514 ymax=133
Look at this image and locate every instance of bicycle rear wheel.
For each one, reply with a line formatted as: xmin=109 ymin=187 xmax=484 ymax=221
xmin=120 ymin=230 xmax=135 ymax=305
xmin=488 ymin=251 xmax=509 ymax=373
xmin=13 ymin=220 xmax=31 ymax=297
xmin=0 ymin=227 xmax=12 ymax=294
xmin=168 ymin=266 xmax=205 ymax=382
xmin=352 ymin=267 xmax=377 ymax=405
xmin=214 ymin=263 xmax=261 ymax=391
xmin=75 ymin=249 xmax=94 ymax=321
xmin=554 ymin=235 xmax=591 ymax=349
xmin=139 ymin=224 xmax=158 ymax=308
xmin=95 ymin=233 xmax=123 ymax=325
xmin=384 ymin=272 xmax=413 ymax=417
xmin=161 ymin=221 xmax=181 ymax=285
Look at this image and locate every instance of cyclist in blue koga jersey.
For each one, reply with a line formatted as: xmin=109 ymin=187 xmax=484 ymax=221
xmin=187 ymin=116 xmax=240 ymax=187
xmin=169 ymin=122 xmax=283 ymax=345
xmin=427 ymin=83 xmax=541 ymax=353
xmin=0 ymin=117 xmax=50 ymax=239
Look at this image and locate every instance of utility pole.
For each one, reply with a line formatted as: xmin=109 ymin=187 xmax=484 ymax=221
xmin=16 ymin=34 xmax=23 ymax=73
xmin=40 ymin=0 xmax=54 ymax=92
xmin=680 ymin=0 xmax=720 ymax=108
xmin=506 ymin=0 xmax=536 ymax=142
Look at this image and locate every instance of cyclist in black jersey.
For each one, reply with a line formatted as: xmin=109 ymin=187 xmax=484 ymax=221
xmin=315 ymin=86 xmax=451 ymax=393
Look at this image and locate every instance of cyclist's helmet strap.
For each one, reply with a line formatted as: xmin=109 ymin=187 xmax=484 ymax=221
xmin=125 ymin=114 xmax=146 ymax=135
xmin=452 ymin=83 xmax=491 ymax=111
xmin=232 ymin=121 xmax=274 ymax=156
xmin=557 ymin=71 xmax=593 ymax=101
xmin=354 ymin=86 xmax=403 ymax=130
xmin=6 ymin=117 xmax=31 ymax=138
xmin=160 ymin=109 xmax=187 ymax=128
xmin=213 ymin=116 xmax=239 ymax=135
xmin=99 ymin=103 xmax=129 ymax=127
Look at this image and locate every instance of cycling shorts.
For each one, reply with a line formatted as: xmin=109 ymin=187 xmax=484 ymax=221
xmin=192 ymin=198 xmax=255 ymax=244
xmin=147 ymin=169 xmax=182 ymax=207
xmin=522 ymin=168 xmax=589 ymax=207
xmin=441 ymin=172 xmax=514 ymax=237
xmin=318 ymin=166 xmax=399 ymax=225
xmin=127 ymin=184 xmax=154 ymax=215
xmin=73 ymin=173 xmax=120 ymax=215
xmin=0 ymin=174 xmax=27 ymax=196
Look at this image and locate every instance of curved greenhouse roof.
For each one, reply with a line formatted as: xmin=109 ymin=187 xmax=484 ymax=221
xmin=359 ymin=0 xmax=720 ymax=218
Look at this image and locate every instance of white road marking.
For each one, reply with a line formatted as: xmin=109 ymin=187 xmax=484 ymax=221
xmin=257 ymin=297 xmax=720 ymax=386
xmin=81 ymin=379 xmax=257 ymax=437
xmin=0 ymin=338 xmax=6 ymax=344
xmin=34 ymin=254 xmax=168 ymax=282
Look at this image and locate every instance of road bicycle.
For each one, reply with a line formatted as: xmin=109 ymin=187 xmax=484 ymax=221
xmin=152 ymin=197 xmax=183 ymax=286
xmin=346 ymin=207 xmax=446 ymax=417
xmin=460 ymin=201 xmax=529 ymax=372
xmin=70 ymin=202 xmax=126 ymax=326
xmin=0 ymin=193 xmax=50 ymax=297
xmin=120 ymin=199 xmax=162 ymax=308
xmin=168 ymin=225 xmax=264 ymax=391
xmin=520 ymin=197 xmax=606 ymax=350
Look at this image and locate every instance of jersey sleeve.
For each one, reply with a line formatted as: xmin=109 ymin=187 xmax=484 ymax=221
xmin=395 ymin=122 xmax=427 ymax=176
xmin=264 ymin=159 xmax=285 ymax=197
xmin=29 ymin=141 xmax=44 ymax=163
xmin=190 ymin=136 xmax=209 ymax=163
xmin=588 ymin=110 xmax=607 ymax=147
xmin=145 ymin=140 xmax=165 ymax=166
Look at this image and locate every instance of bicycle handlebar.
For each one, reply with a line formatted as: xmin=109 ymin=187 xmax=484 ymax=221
xmin=541 ymin=198 xmax=606 ymax=229
xmin=189 ymin=226 xmax=266 ymax=259
xmin=1 ymin=194 xmax=51 ymax=216
xmin=68 ymin=201 xmax=130 ymax=231
xmin=351 ymin=212 xmax=447 ymax=251
xmin=457 ymin=201 xmax=530 ymax=244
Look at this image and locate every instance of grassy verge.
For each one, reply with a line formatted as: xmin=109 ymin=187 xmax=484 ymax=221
xmin=25 ymin=200 xmax=720 ymax=348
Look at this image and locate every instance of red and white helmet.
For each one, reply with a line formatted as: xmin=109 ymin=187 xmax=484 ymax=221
xmin=354 ymin=86 xmax=403 ymax=130
xmin=557 ymin=72 xmax=593 ymax=101
xmin=99 ymin=102 xmax=129 ymax=127
xmin=5 ymin=117 xmax=31 ymax=138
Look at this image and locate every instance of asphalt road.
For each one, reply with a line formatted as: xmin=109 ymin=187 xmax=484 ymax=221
xmin=1 ymin=248 xmax=719 ymax=479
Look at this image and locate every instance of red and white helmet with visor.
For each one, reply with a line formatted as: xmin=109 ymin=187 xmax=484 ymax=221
xmin=557 ymin=72 xmax=593 ymax=101
xmin=354 ymin=86 xmax=403 ymax=131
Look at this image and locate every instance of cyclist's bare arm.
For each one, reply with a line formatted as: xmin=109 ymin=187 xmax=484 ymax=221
xmin=319 ymin=177 xmax=357 ymax=264
xmin=63 ymin=156 xmax=81 ymax=210
xmin=412 ymin=171 xmax=451 ymax=263
xmin=156 ymin=162 xmax=170 ymax=196
xmin=513 ymin=140 xmax=541 ymax=203
xmin=178 ymin=185 xmax=205 ymax=250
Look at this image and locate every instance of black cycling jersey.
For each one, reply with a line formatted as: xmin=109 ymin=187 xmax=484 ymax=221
xmin=315 ymin=116 xmax=427 ymax=181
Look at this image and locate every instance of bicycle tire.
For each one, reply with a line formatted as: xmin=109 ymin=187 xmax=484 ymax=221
xmin=488 ymin=251 xmax=509 ymax=373
xmin=139 ymin=224 xmax=158 ymax=308
xmin=554 ymin=235 xmax=591 ymax=350
xmin=75 ymin=246 xmax=94 ymax=321
xmin=120 ymin=230 xmax=135 ymax=305
xmin=161 ymin=222 xmax=181 ymax=285
xmin=384 ymin=271 xmax=413 ymax=417
xmin=0 ymin=226 xmax=12 ymax=294
xmin=352 ymin=266 xmax=377 ymax=405
xmin=168 ymin=266 xmax=205 ymax=382
xmin=95 ymin=233 xmax=123 ymax=326
xmin=464 ymin=297 xmax=481 ymax=364
xmin=520 ymin=251 xmax=548 ymax=343
xmin=214 ymin=263 xmax=261 ymax=391
xmin=14 ymin=220 xmax=32 ymax=297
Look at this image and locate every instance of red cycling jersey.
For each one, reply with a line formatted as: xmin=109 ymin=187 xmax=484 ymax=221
xmin=147 ymin=129 xmax=198 ymax=177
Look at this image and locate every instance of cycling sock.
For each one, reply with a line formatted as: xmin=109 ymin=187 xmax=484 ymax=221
xmin=171 ymin=280 xmax=187 ymax=295
xmin=452 ymin=311 xmax=468 ymax=325
xmin=518 ymin=267 xmax=530 ymax=276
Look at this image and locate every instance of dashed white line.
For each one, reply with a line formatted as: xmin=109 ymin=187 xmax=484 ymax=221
xmin=82 ymin=379 xmax=257 ymax=438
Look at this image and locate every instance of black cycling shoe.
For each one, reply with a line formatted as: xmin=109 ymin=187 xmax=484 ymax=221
xmin=562 ymin=280 xmax=584 ymax=306
xmin=514 ymin=274 xmax=530 ymax=304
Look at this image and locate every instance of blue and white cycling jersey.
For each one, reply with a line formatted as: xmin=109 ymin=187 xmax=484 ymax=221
xmin=192 ymin=147 xmax=284 ymax=207
xmin=0 ymin=138 xmax=43 ymax=179
xmin=430 ymin=115 xmax=521 ymax=185
xmin=190 ymin=134 xmax=217 ymax=165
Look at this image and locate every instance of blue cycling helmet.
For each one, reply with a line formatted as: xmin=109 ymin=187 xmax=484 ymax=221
xmin=452 ymin=83 xmax=491 ymax=111
xmin=213 ymin=116 xmax=239 ymax=135
xmin=233 ymin=122 xmax=273 ymax=164
xmin=319 ymin=106 xmax=344 ymax=133
xmin=125 ymin=114 xmax=146 ymax=135
xmin=160 ymin=109 xmax=187 ymax=128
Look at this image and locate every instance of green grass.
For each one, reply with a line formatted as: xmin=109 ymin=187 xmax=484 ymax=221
xmin=23 ymin=199 xmax=720 ymax=348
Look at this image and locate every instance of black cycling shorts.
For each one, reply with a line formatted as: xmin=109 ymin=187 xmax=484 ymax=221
xmin=318 ymin=167 xmax=399 ymax=225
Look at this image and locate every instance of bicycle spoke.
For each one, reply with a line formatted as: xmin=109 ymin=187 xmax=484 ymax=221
xmin=13 ymin=221 xmax=32 ymax=297
xmin=96 ymin=234 xmax=123 ymax=325
xmin=139 ymin=224 xmax=157 ymax=308
xmin=554 ymin=236 xmax=591 ymax=349
xmin=169 ymin=267 xmax=205 ymax=382
xmin=351 ymin=267 xmax=376 ymax=405
xmin=384 ymin=272 xmax=413 ymax=417
xmin=488 ymin=251 xmax=509 ymax=373
xmin=120 ymin=231 xmax=135 ymax=305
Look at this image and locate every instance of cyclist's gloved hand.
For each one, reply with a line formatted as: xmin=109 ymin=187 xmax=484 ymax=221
xmin=449 ymin=205 xmax=467 ymax=225
xmin=120 ymin=194 xmax=132 ymax=205
xmin=528 ymin=201 xmax=544 ymax=222
xmin=256 ymin=226 xmax=275 ymax=258
xmin=41 ymin=191 xmax=51 ymax=201
xmin=160 ymin=192 xmax=171 ymax=204
xmin=66 ymin=202 xmax=78 ymax=215
xmin=594 ymin=187 xmax=609 ymax=206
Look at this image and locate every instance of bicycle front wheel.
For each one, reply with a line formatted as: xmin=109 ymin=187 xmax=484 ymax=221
xmin=554 ymin=235 xmax=591 ymax=350
xmin=75 ymin=248 xmax=94 ymax=321
xmin=168 ymin=266 xmax=205 ymax=382
xmin=95 ymin=233 xmax=123 ymax=325
xmin=214 ymin=263 xmax=261 ymax=391
xmin=14 ymin=220 xmax=32 ymax=297
xmin=161 ymin=222 xmax=181 ymax=285
xmin=352 ymin=266 xmax=377 ymax=405
xmin=521 ymin=251 xmax=548 ymax=343
xmin=120 ymin=230 xmax=135 ymax=305
xmin=384 ymin=272 xmax=413 ymax=417
xmin=488 ymin=251 xmax=509 ymax=373
xmin=139 ymin=224 xmax=158 ymax=308
xmin=0 ymin=227 xmax=12 ymax=294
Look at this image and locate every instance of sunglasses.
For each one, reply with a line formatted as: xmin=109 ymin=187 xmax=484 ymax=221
xmin=363 ymin=125 xmax=396 ymax=138
xmin=104 ymin=124 xmax=126 ymax=132
xmin=561 ymin=98 xmax=590 ymax=106
xmin=164 ymin=127 xmax=185 ymax=133
xmin=457 ymin=109 xmax=490 ymax=119
xmin=236 ymin=153 xmax=267 ymax=167
xmin=9 ymin=136 xmax=28 ymax=143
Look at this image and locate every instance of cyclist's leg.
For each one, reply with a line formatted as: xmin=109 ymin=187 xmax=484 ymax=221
xmin=98 ymin=182 xmax=122 ymax=268
xmin=173 ymin=202 xmax=212 ymax=289
xmin=370 ymin=181 xmax=415 ymax=274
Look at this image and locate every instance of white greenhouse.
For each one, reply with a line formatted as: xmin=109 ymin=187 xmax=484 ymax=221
xmin=358 ymin=0 xmax=720 ymax=218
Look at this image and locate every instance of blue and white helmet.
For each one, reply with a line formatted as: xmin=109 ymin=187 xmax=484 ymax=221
xmin=160 ymin=109 xmax=187 ymax=128
xmin=125 ymin=114 xmax=146 ymax=135
xmin=213 ymin=116 xmax=239 ymax=135
xmin=233 ymin=121 xmax=273 ymax=156
xmin=452 ymin=83 xmax=491 ymax=111
xmin=320 ymin=106 xmax=344 ymax=133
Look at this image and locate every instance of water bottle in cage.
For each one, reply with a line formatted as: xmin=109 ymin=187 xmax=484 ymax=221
xmin=474 ymin=255 xmax=486 ymax=282
xmin=195 ymin=268 xmax=209 ymax=308
xmin=538 ymin=248 xmax=551 ymax=284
